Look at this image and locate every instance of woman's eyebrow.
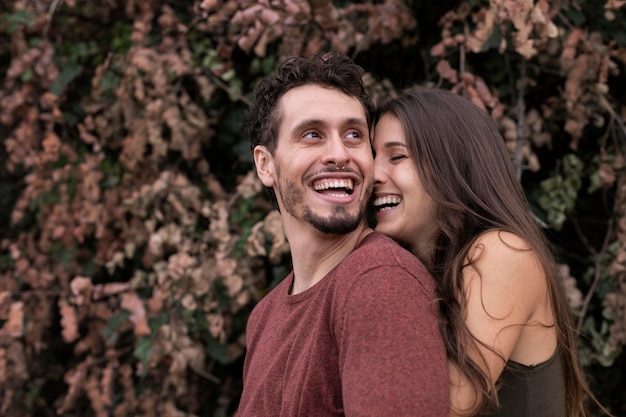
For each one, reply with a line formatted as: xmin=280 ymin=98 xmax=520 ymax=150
xmin=382 ymin=141 xmax=407 ymax=149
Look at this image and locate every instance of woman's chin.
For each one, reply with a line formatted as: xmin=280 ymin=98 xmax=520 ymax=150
xmin=375 ymin=223 xmax=399 ymax=241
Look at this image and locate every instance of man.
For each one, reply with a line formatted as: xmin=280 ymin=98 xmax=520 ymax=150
xmin=237 ymin=51 xmax=448 ymax=416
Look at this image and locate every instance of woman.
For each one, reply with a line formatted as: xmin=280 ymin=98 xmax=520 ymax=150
xmin=371 ymin=87 xmax=602 ymax=417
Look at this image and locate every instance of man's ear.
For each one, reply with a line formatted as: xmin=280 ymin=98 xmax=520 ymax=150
xmin=253 ymin=145 xmax=276 ymax=187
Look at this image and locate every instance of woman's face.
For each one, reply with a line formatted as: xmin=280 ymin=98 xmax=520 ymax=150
xmin=372 ymin=114 xmax=438 ymax=256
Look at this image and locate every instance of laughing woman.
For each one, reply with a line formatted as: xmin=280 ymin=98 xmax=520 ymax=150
xmin=371 ymin=87 xmax=607 ymax=417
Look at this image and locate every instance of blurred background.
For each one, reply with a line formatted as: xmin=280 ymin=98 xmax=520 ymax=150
xmin=1 ymin=0 xmax=625 ymax=415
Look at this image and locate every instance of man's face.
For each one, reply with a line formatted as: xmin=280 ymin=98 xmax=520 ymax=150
xmin=254 ymin=84 xmax=373 ymax=235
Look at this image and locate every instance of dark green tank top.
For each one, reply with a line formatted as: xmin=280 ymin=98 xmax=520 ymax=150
xmin=488 ymin=349 xmax=566 ymax=417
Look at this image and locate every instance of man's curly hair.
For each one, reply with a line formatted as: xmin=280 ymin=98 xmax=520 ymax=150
xmin=243 ymin=51 xmax=374 ymax=154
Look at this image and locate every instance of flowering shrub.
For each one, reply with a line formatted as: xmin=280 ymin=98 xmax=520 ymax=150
xmin=1 ymin=0 xmax=625 ymax=415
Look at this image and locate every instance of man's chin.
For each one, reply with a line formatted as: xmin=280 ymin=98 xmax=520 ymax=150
xmin=306 ymin=214 xmax=363 ymax=235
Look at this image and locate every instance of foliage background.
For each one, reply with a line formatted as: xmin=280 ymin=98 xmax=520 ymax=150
xmin=1 ymin=0 xmax=626 ymax=416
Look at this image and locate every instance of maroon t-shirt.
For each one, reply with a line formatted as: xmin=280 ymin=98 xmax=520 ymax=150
xmin=238 ymin=232 xmax=449 ymax=416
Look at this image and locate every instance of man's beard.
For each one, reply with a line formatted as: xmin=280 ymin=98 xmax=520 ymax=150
xmin=302 ymin=205 xmax=362 ymax=235
xmin=277 ymin=174 xmax=372 ymax=235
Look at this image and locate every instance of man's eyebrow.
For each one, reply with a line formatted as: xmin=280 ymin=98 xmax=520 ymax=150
xmin=291 ymin=117 xmax=368 ymax=133
xmin=291 ymin=118 xmax=326 ymax=133
xmin=344 ymin=118 xmax=368 ymax=129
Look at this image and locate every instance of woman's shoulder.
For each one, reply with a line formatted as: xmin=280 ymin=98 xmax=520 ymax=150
xmin=467 ymin=229 xmax=545 ymax=287
xmin=473 ymin=229 xmax=531 ymax=251
xmin=469 ymin=230 xmax=537 ymax=264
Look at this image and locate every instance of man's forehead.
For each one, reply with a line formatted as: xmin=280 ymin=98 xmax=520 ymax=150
xmin=277 ymin=85 xmax=366 ymax=128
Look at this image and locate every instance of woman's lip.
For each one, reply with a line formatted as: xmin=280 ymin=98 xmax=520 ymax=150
xmin=374 ymin=204 xmax=399 ymax=218
xmin=372 ymin=193 xmax=402 ymax=211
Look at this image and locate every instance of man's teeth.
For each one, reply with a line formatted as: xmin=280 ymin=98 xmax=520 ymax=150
xmin=313 ymin=180 xmax=354 ymax=191
xmin=373 ymin=195 xmax=401 ymax=210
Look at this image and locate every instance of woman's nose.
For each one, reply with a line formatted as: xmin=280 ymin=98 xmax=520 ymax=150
xmin=373 ymin=160 xmax=386 ymax=184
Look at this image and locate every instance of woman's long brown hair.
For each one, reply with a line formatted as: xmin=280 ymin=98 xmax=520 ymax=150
xmin=375 ymin=87 xmax=598 ymax=416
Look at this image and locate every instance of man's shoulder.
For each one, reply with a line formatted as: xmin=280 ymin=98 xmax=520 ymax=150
xmin=348 ymin=231 xmax=425 ymax=270
xmin=249 ymin=274 xmax=291 ymax=315
xmin=334 ymin=232 xmax=434 ymax=292
xmin=332 ymin=232 xmax=438 ymax=312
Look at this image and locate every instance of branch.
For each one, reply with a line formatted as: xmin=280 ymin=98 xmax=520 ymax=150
xmin=556 ymin=11 xmax=605 ymax=56
xmin=577 ymin=206 xmax=615 ymax=333
xmin=575 ymin=88 xmax=626 ymax=332
xmin=190 ymin=363 xmax=221 ymax=384
xmin=351 ymin=6 xmax=387 ymax=60
xmin=515 ymin=58 xmax=526 ymax=181
xmin=599 ymin=93 xmax=626 ymax=153
xmin=200 ymin=67 xmax=252 ymax=107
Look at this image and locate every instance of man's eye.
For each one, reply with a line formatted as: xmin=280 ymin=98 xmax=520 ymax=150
xmin=346 ymin=130 xmax=364 ymax=139
xmin=303 ymin=131 xmax=320 ymax=139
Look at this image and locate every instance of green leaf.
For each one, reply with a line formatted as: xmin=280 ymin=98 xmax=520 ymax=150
xmin=481 ymin=23 xmax=502 ymax=52
xmin=207 ymin=336 xmax=233 ymax=365
xmin=564 ymin=7 xmax=586 ymax=26
xmin=134 ymin=335 xmax=155 ymax=377
xmin=50 ymin=62 xmax=83 ymax=96
xmin=2 ymin=9 xmax=35 ymax=34
xmin=99 ymin=69 xmax=120 ymax=94
xmin=20 ymin=68 xmax=33 ymax=82
xmin=103 ymin=311 xmax=131 ymax=345
xmin=537 ymin=154 xmax=584 ymax=230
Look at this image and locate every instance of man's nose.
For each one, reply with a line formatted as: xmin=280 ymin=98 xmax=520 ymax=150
xmin=323 ymin=135 xmax=351 ymax=169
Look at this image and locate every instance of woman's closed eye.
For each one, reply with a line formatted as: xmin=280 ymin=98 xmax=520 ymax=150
xmin=390 ymin=154 xmax=408 ymax=162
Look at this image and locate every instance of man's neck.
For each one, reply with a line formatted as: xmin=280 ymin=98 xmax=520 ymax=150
xmin=285 ymin=223 xmax=372 ymax=295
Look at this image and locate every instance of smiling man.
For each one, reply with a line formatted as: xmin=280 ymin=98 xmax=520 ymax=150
xmin=237 ymin=52 xmax=449 ymax=417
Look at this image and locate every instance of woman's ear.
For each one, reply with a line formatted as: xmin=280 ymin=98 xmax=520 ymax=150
xmin=253 ymin=145 xmax=276 ymax=187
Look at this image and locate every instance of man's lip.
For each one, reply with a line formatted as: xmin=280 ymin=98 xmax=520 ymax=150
xmin=308 ymin=171 xmax=362 ymax=186
xmin=307 ymin=172 xmax=362 ymax=201
xmin=312 ymin=175 xmax=354 ymax=190
xmin=309 ymin=169 xmax=360 ymax=179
